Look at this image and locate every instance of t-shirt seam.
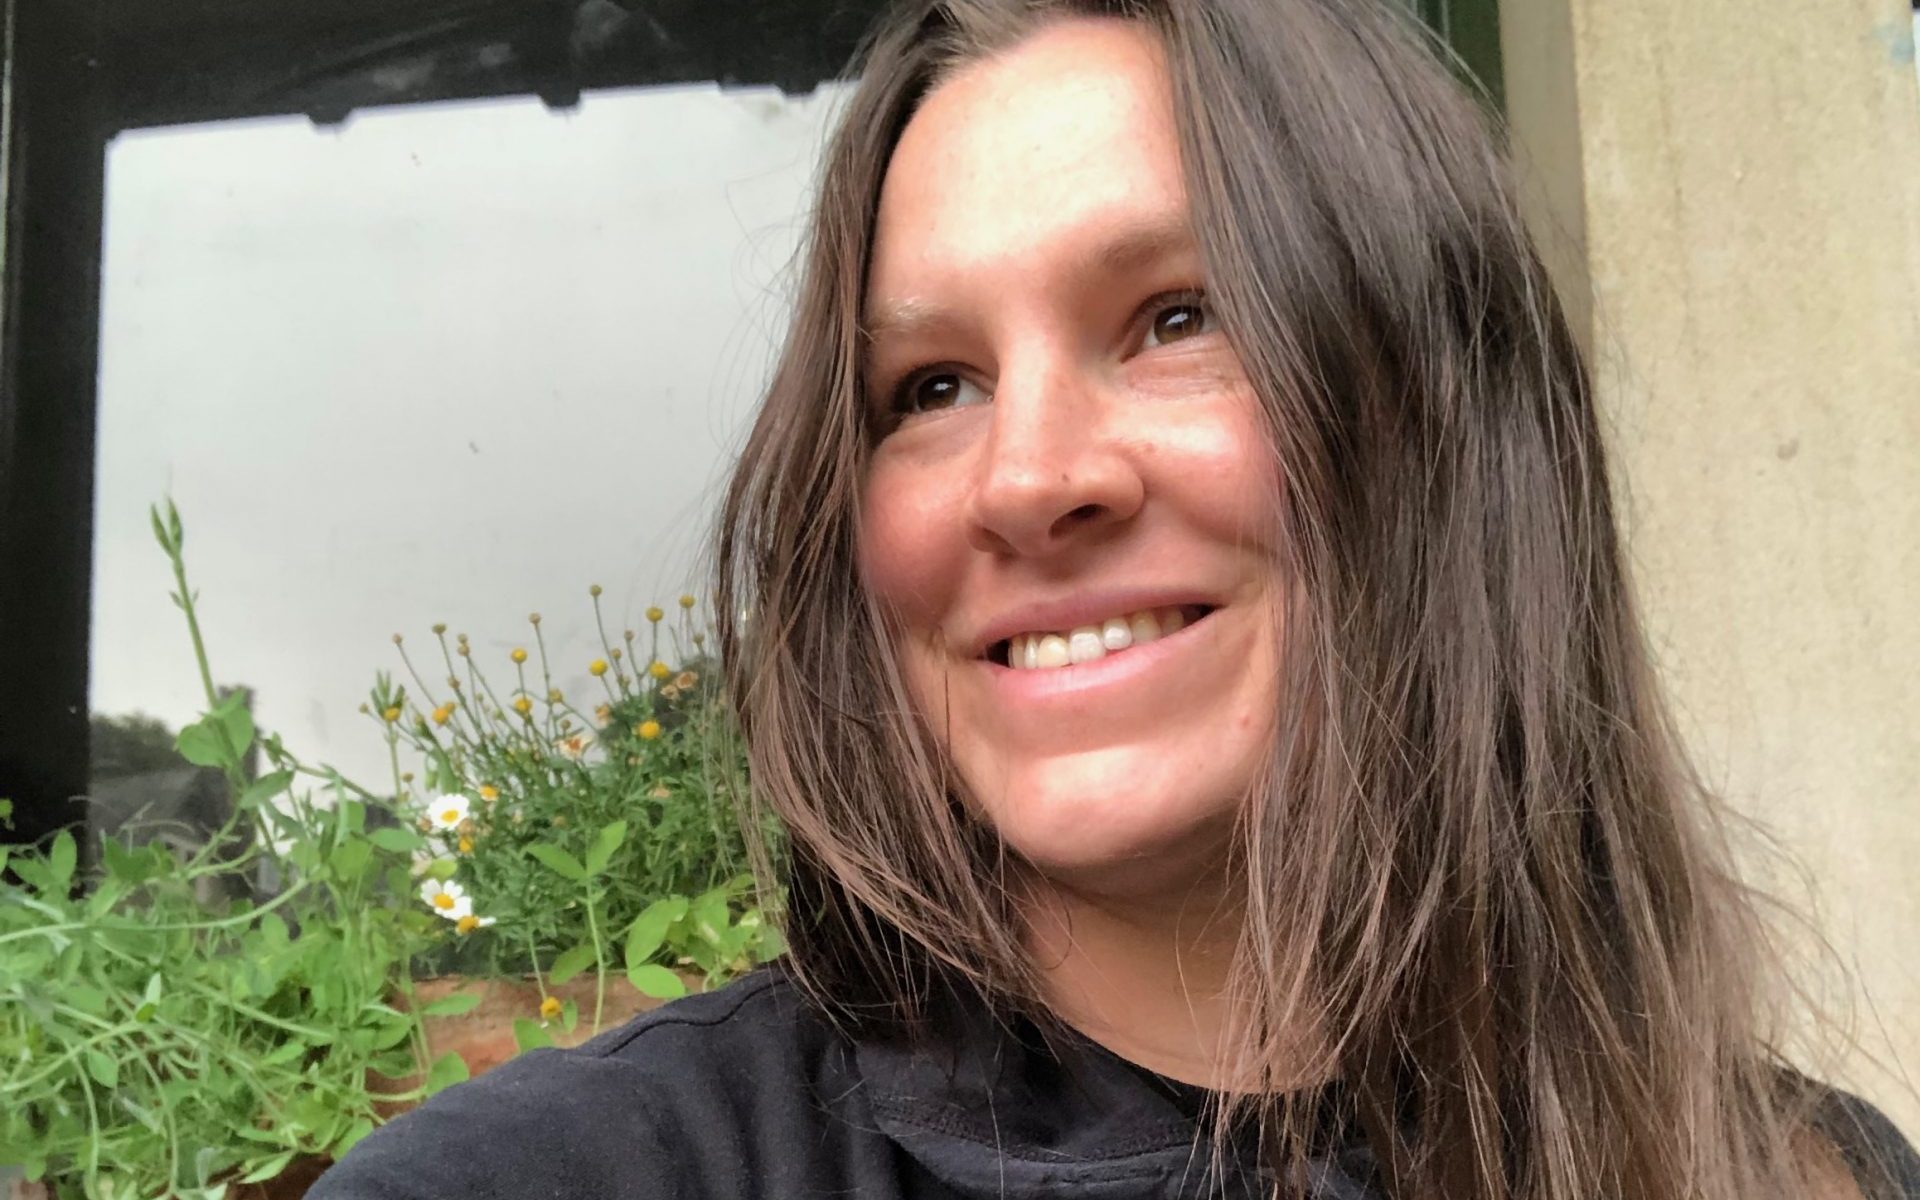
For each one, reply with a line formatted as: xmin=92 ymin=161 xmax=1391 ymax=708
xmin=867 ymin=1092 xmax=1200 ymax=1164
xmin=577 ymin=970 xmax=786 ymax=1061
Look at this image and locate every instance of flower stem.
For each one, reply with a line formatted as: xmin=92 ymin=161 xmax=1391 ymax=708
xmin=584 ymin=889 xmax=607 ymax=1034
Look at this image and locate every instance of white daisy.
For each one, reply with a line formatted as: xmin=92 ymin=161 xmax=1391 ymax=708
xmin=425 ymin=793 xmax=471 ymax=832
xmin=419 ymin=878 xmax=471 ymax=921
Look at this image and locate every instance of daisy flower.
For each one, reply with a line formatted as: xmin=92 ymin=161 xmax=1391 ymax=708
xmin=426 ymin=793 xmax=471 ymax=832
xmin=420 ymin=878 xmax=472 ymax=922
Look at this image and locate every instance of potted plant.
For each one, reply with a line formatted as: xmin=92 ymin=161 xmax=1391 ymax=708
xmin=0 ymin=503 xmax=782 ymax=1198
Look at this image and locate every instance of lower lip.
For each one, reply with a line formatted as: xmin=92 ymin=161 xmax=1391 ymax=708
xmin=981 ymin=611 xmax=1219 ymax=705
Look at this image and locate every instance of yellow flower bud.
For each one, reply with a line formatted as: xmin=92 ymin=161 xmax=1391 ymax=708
xmin=511 ymin=648 xmax=528 ymax=664
xmin=432 ymin=703 xmax=453 ymax=725
xmin=611 ymin=648 xmax=623 ymax=661
xmin=548 ymin=688 xmax=563 ymax=704
xmin=637 ymin=720 xmax=662 ymax=741
xmin=458 ymin=836 xmax=473 ymax=855
xmin=513 ymin=696 xmax=533 ymax=716
xmin=528 ymin=612 xmax=542 ymax=625
xmin=479 ymin=785 xmax=499 ymax=802
xmin=540 ymin=996 xmax=562 ymax=1020
xmin=589 ymin=659 xmax=608 ymax=677
xmin=456 ymin=914 xmax=480 ymax=934
xmin=646 ymin=606 xmax=663 ymax=623
xmin=648 ymin=661 xmax=669 ymax=680
xmin=675 ymin=672 xmax=697 ymax=689
xmin=432 ymin=622 xmax=448 ymax=635
xmin=678 ymin=594 xmax=695 ymax=610
xmin=589 ymin=584 xmax=603 ymax=597
xmin=392 ymin=633 xmax=404 ymax=645
xmin=381 ymin=706 xmax=402 ymax=723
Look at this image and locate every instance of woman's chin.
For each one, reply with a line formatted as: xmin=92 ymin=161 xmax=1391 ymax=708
xmin=977 ymin=761 xmax=1245 ymax=899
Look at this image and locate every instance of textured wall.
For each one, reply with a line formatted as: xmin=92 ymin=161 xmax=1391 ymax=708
xmin=1502 ymin=0 xmax=1920 ymax=1136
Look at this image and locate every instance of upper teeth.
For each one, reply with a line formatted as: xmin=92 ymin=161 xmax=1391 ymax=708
xmin=1005 ymin=607 xmax=1190 ymax=670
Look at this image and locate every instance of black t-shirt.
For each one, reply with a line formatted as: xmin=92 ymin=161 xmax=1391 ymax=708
xmin=310 ymin=969 xmax=1919 ymax=1200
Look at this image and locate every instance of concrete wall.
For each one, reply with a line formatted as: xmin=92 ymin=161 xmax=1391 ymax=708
xmin=1501 ymin=0 xmax=1920 ymax=1137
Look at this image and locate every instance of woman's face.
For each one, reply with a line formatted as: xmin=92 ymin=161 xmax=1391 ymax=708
xmin=859 ymin=18 xmax=1284 ymax=896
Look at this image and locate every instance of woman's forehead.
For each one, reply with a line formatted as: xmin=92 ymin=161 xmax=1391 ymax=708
xmin=866 ymin=19 xmax=1193 ymax=317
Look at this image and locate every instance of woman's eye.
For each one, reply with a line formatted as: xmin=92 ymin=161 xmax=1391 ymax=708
xmin=891 ymin=369 xmax=988 ymax=417
xmin=1143 ymin=295 xmax=1211 ymax=348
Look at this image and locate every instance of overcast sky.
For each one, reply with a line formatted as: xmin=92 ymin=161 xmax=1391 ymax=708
xmin=90 ymin=81 xmax=851 ymax=790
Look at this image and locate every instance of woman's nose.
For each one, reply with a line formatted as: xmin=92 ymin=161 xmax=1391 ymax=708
xmin=965 ymin=367 xmax=1145 ymax=558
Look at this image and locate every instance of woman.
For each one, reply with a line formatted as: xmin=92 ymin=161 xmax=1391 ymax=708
xmin=315 ymin=1 xmax=1919 ymax=1197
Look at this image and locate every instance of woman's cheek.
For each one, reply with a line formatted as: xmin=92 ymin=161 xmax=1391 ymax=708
xmin=857 ymin=459 xmax=959 ymax=621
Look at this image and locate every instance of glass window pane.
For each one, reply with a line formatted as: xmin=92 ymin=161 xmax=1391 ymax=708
xmin=89 ymin=84 xmax=847 ymax=796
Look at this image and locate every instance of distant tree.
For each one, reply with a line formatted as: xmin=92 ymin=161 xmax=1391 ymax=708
xmin=90 ymin=711 xmax=182 ymax=781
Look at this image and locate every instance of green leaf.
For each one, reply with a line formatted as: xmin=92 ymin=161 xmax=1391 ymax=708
xmin=560 ymin=998 xmax=579 ymax=1035
xmin=627 ymin=964 xmax=687 ymax=1000
xmin=369 ymin=826 xmax=424 ymax=854
xmin=526 ymin=843 xmax=587 ymax=882
xmin=64 ymin=984 xmax=109 ymax=1016
xmin=236 ymin=1150 xmax=298 ymax=1185
xmin=689 ymin=886 xmax=731 ymax=946
xmin=419 ymin=990 xmax=482 ymax=1018
xmin=212 ymin=687 xmax=255 ymax=744
xmin=328 ymin=837 xmax=373 ymax=883
xmin=84 ymin=1049 xmax=120 ymax=1089
xmin=427 ymin=856 xmax=460 ymax=881
xmin=99 ymin=836 xmax=147 ymax=884
xmin=333 ymin=1118 xmax=375 ymax=1157
xmin=174 ymin=719 xmax=228 ymax=768
xmin=238 ymin=770 xmax=294 ymax=810
xmin=512 ymin=1017 xmax=555 ymax=1052
xmin=547 ymin=943 xmax=596 ymax=986
xmin=583 ymin=819 xmax=628 ymax=876
xmin=424 ymin=1050 xmax=470 ymax=1096
xmin=134 ymin=972 xmax=163 ymax=1022
xmin=47 ymin=830 xmax=76 ymax=890
xmin=261 ymin=1041 xmax=307 ymax=1067
xmin=624 ymin=896 xmax=689 ymax=966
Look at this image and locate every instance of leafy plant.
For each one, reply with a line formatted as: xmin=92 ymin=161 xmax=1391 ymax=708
xmin=371 ymin=590 xmax=784 ymax=1034
xmin=0 ymin=502 xmax=784 ymax=1198
xmin=0 ymin=502 xmax=448 ymax=1198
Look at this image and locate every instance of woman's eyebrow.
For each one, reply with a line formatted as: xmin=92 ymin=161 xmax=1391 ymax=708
xmin=860 ymin=214 xmax=1198 ymax=346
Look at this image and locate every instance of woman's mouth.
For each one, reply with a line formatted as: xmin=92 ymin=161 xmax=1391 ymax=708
xmin=986 ymin=604 xmax=1214 ymax=670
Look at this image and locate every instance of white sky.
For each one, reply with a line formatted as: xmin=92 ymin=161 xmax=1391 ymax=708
xmin=90 ymin=82 xmax=851 ymax=790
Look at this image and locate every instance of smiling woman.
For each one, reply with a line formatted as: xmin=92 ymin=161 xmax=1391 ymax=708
xmin=310 ymin=2 xmax=1920 ymax=1199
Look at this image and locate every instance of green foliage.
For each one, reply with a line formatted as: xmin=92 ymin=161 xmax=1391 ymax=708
xmin=0 ymin=764 xmax=430 ymax=1199
xmin=373 ymin=595 xmax=785 ymax=1004
xmin=0 ymin=502 xmax=785 ymax=1198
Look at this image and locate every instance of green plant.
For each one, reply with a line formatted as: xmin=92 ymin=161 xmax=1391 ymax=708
xmin=0 ymin=503 xmax=784 ymax=1197
xmin=0 ymin=502 xmax=457 ymax=1199
xmin=372 ymin=591 xmax=785 ymax=1040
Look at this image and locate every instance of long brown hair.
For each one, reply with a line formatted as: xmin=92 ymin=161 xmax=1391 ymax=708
xmin=714 ymin=1 xmax=1855 ymax=1196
